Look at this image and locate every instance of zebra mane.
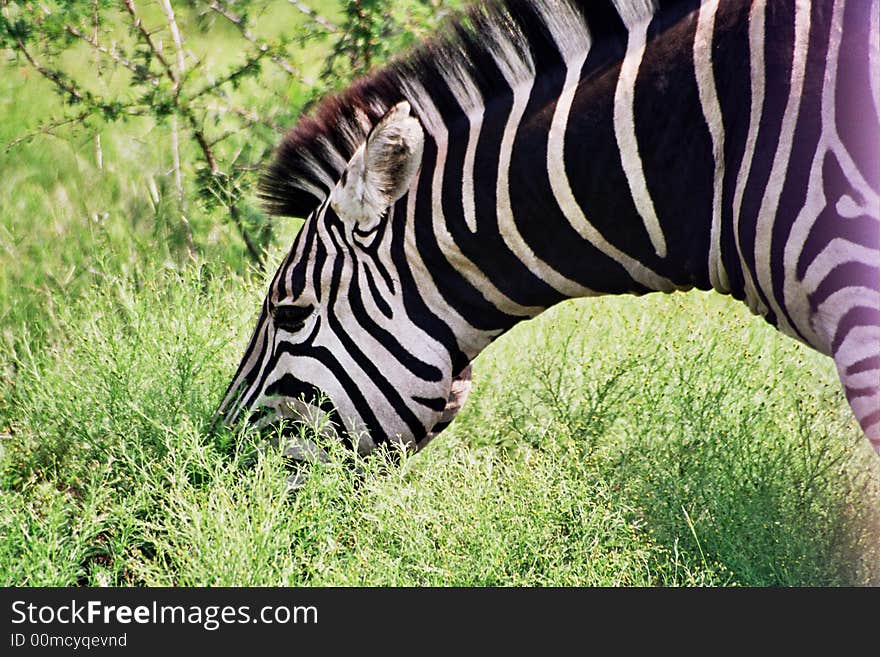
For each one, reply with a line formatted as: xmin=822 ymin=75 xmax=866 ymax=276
xmin=260 ymin=0 xmax=672 ymax=219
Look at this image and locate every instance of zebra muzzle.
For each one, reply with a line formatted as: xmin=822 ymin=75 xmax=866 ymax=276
xmin=423 ymin=363 xmax=473 ymax=445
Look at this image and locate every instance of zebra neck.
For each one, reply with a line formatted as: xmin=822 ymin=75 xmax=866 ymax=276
xmin=402 ymin=0 xmax=740 ymax=349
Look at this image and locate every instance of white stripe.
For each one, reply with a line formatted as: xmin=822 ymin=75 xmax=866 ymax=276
xmin=752 ymin=0 xmax=811 ymax=338
xmin=329 ymin=248 xmax=448 ymax=418
xmin=461 ymin=112 xmax=483 ymax=233
xmin=227 ymin=319 xmax=273 ymax=425
xmin=828 ymin=134 xmax=880 ymax=216
xmin=316 ymin=135 xmax=348 ymax=174
xmin=614 ymin=17 xmax=668 ymax=259
xmin=496 ymin=83 xmax=599 ymax=298
xmin=833 ymin=327 xmax=880 ymax=374
xmin=479 ymin=11 xmax=598 ymax=298
xmin=815 ymin=288 xmax=880 ymax=351
xmin=439 ymin=56 xmax=485 ymax=233
xmin=351 ymin=207 xmax=452 ymax=371
xmin=871 ymin=1 xmax=880 ymax=120
xmin=731 ymin=0 xmax=768 ymax=317
xmin=532 ymin=0 xmax=591 ymax=62
xmin=694 ymin=0 xmax=730 ymax=293
xmin=402 ymin=167 xmax=500 ymax=360
xmin=372 ymin=203 xmax=400 ymax=298
xmin=281 ymin=215 xmax=312 ymax=300
xmin=303 ymin=221 xmax=402 ymax=437
xmin=266 ymin=350 xmax=374 ymax=440
xmin=480 ymin=8 xmax=533 ymax=86
xmin=612 ymin=0 xmax=658 ymax=29
xmin=545 ymin=36 xmax=674 ymax=291
xmin=296 ymin=149 xmax=336 ymax=200
xmin=803 ymin=239 xmax=878 ymax=294
xmin=782 ymin=0 xmax=846 ymax=348
xmin=402 ymin=78 xmax=545 ymax=318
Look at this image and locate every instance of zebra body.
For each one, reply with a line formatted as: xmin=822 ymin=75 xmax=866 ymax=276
xmin=217 ymin=0 xmax=880 ymax=456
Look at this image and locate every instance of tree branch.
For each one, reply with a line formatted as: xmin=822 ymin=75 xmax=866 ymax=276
xmin=208 ymin=1 xmax=300 ymax=77
xmin=3 ymin=109 xmax=96 ymax=152
xmin=91 ymin=0 xmax=103 ymax=171
xmin=121 ymin=0 xmax=178 ymax=87
xmin=186 ymin=113 xmax=263 ymax=265
xmin=286 ymin=0 xmax=337 ymax=33
xmin=159 ymin=0 xmax=196 ymax=257
xmin=12 ymin=38 xmax=85 ymax=103
xmin=122 ymin=0 xmax=260 ymax=263
xmin=229 ymin=203 xmax=262 ymax=265
xmin=159 ymin=0 xmax=186 ymax=79
xmin=208 ymin=116 xmax=275 ymax=147
xmin=63 ymin=23 xmax=158 ymax=85
xmin=189 ymin=49 xmax=270 ymax=101
xmin=8 ymin=34 xmax=145 ymax=120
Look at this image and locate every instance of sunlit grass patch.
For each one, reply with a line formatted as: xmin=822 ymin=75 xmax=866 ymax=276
xmin=2 ymin=272 xmax=877 ymax=586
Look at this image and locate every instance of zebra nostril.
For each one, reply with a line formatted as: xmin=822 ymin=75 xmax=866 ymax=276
xmin=264 ymin=374 xmax=324 ymax=408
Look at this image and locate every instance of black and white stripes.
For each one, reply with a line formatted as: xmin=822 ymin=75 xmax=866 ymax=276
xmin=217 ymin=0 xmax=880 ymax=455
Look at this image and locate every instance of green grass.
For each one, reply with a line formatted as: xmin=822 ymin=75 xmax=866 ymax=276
xmin=2 ymin=1 xmax=878 ymax=587
xmin=1 ymin=265 xmax=878 ymax=586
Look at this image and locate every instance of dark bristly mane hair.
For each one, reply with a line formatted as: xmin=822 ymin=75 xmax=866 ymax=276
xmin=259 ymin=0 xmax=697 ymax=220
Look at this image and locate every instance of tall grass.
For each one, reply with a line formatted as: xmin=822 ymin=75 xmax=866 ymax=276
xmin=1 ymin=263 xmax=878 ymax=586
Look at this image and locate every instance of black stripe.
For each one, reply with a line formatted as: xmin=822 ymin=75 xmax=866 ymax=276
xmin=237 ymin=318 xmax=278 ymax=420
xmin=291 ymin=217 xmax=318 ymax=301
xmin=361 ymin=263 xmax=394 ymax=319
xmin=215 ymin=309 xmax=272 ymax=423
xmin=389 ymin=195 xmax=469 ymax=374
xmin=311 ymin=223 xmax=328 ymax=301
xmin=345 ymin=246 xmax=444 ymax=383
xmin=355 ymin=210 xmax=397 ymax=295
xmin=798 ymin=153 xmax=880 ymax=278
xmin=326 ymin=223 xmax=432 ymax=441
xmin=260 ymin=373 xmax=353 ymax=449
xmin=553 ymin=31 xmax=654 ymax=292
xmin=274 ymin=332 xmax=384 ymax=445
xmin=846 ymin=355 xmax=880 ymax=376
xmin=831 ymin=305 xmax=880 ymax=353
xmin=440 ymin=38 xmax=565 ymax=308
xmin=769 ymin=0 xmax=832 ymax=341
xmin=635 ymin=6 xmax=714 ymax=289
xmin=578 ymin=0 xmax=629 ymax=38
xmin=808 ymin=262 xmax=880 ymax=311
xmin=736 ymin=0 xmax=797 ymax=327
xmin=836 ymin=0 xmax=880 ymax=194
xmin=413 ymin=140 xmax=524 ymax=330
xmin=412 ymin=396 xmax=448 ymax=412
xmin=715 ymin=0 xmax=755 ymax=301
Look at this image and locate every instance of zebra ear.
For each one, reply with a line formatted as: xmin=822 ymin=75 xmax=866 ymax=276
xmin=332 ymin=101 xmax=424 ymax=224
xmin=363 ymin=101 xmax=424 ymax=204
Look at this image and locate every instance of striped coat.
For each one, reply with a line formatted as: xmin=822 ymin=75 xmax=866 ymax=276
xmin=216 ymin=0 xmax=880 ymax=462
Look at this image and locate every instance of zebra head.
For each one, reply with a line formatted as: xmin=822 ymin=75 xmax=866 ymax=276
xmin=215 ymin=101 xmax=473 ymax=456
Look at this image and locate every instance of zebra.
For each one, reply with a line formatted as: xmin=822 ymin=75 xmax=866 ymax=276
xmin=215 ymin=0 xmax=880 ymax=466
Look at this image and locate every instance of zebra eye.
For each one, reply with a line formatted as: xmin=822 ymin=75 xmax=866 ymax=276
xmin=272 ymin=304 xmax=314 ymax=334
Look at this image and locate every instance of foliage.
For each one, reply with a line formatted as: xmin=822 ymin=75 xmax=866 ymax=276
xmin=319 ymin=0 xmax=457 ymax=90
xmin=1 ymin=272 xmax=878 ymax=586
xmin=2 ymin=0 xmax=302 ymax=262
xmin=0 ymin=0 xmax=457 ymax=266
